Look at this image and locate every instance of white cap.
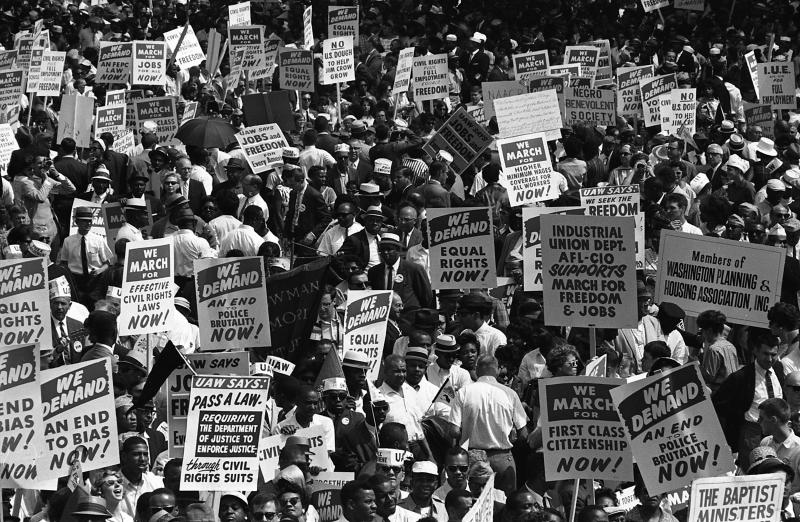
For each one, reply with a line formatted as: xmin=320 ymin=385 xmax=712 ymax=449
xmin=689 ymin=172 xmax=710 ymax=194
xmin=725 ymin=155 xmax=749 ymax=174
xmin=470 ymin=31 xmax=486 ymax=43
xmin=125 ymin=197 xmax=147 ymax=209
xmin=106 ymin=286 xmax=122 ymax=303
xmin=445 ymin=34 xmax=457 ymax=42
xmin=342 ymin=350 xmax=370 ymax=369
xmin=141 ymin=120 xmax=158 ymax=133
xmin=377 ymin=448 xmax=409 ymax=466
xmin=322 ymin=377 xmax=348 ymax=393
xmin=28 ymin=240 xmax=51 ymax=258
xmin=374 ymin=158 xmax=392 ymax=175
xmin=282 ymin=147 xmax=301 ymax=159
xmin=334 ymin=143 xmax=350 ymax=154
xmin=436 ymin=150 xmax=454 ymax=164
xmin=411 ymin=460 xmax=439 ymax=475
xmin=3 ymin=245 xmax=22 ymax=259
xmin=49 ymin=276 xmax=71 ymax=300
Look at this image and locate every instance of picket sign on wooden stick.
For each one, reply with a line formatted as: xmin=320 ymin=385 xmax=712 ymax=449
xmin=167 ymin=21 xmax=191 ymax=70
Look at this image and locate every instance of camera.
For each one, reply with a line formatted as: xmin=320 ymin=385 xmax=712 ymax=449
xmin=43 ymin=160 xmax=53 ymax=169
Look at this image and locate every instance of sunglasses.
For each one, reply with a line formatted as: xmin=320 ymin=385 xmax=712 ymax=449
xmin=326 ymin=393 xmax=348 ymax=401
xmin=447 ymin=465 xmax=468 ymax=473
xmin=280 ymin=497 xmax=300 ymax=507
xmin=102 ymin=479 xmax=121 ymax=487
xmin=151 ymin=506 xmax=175 ymax=514
xmin=379 ymin=465 xmax=403 ymax=474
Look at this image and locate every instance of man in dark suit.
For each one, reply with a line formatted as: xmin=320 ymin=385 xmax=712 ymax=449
xmin=329 ymin=144 xmax=371 ymax=196
xmin=81 ymin=309 xmax=119 ymax=373
xmin=99 ymin=132 xmax=131 ymax=195
xmin=713 ymin=329 xmax=786 ymax=469
xmin=54 ymin=137 xmax=89 ymax=238
xmin=284 ymin=164 xmax=332 ymax=260
xmin=126 ymin=172 xmax=164 ymax=220
xmin=368 ymin=233 xmax=433 ymax=309
xmin=175 ymin=156 xmax=207 ymax=215
xmin=396 ymin=203 xmax=422 ymax=256
xmin=461 ymin=32 xmax=490 ymax=102
xmin=48 ymin=276 xmax=86 ymax=368
xmin=314 ymin=116 xmax=340 ymax=156
xmin=339 ymin=205 xmax=384 ymax=268
xmin=77 ymin=167 xmax=119 ymax=204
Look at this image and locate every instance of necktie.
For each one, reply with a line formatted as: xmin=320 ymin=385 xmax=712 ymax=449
xmin=239 ymin=198 xmax=249 ymax=220
xmin=386 ymin=265 xmax=394 ymax=290
xmin=80 ymin=236 xmax=89 ymax=276
xmin=59 ymin=322 xmax=67 ymax=339
xmin=400 ymin=231 xmax=407 ymax=248
xmin=766 ymin=369 xmax=775 ymax=398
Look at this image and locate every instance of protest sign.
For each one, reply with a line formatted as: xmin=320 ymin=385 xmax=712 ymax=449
xmin=26 ymin=48 xmax=44 ymax=94
xmin=412 ymin=54 xmax=449 ymax=102
xmin=228 ymin=2 xmax=251 ymax=26
xmin=132 ymin=41 xmax=166 ymax=85
xmin=343 ymin=290 xmax=391 ymax=382
xmin=549 ymin=64 xmax=581 ymax=77
xmin=580 ymin=186 xmax=645 ymax=270
xmin=493 ymin=90 xmax=563 ymax=141
xmin=96 ymin=42 xmax=132 ymax=84
xmin=265 ymin=257 xmax=330 ymax=359
xmin=102 ymin=202 xmax=126 ymax=250
xmin=94 ymin=104 xmax=126 ymax=140
xmin=166 ymin=352 xmax=249 ymax=458
xmin=181 ymin=101 xmax=198 ymax=126
xmin=134 ymin=97 xmax=178 ymax=145
xmin=37 ymin=51 xmax=65 ymax=97
xmin=257 ymin=433 xmax=282 ymax=478
xmin=392 ymin=47 xmax=415 ymax=94
xmin=564 ymin=45 xmax=600 ymax=77
xmin=303 ymin=6 xmax=313 ymax=50
xmin=278 ymin=47 xmax=314 ymax=92
xmin=195 ymin=257 xmax=270 ymax=349
xmin=315 ymin=472 xmax=354 ymax=486
xmin=585 ymin=354 xmax=607 ymax=377
xmin=745 ymin=51 xmax=760 ymax=100
xmin=639 ymin=74 xmax=677 ymax=127
xmin=522 ymin=206 xmax=585 ymax=291
xmin=674 ymin=0 xmax=704 ymax=9
xmin=0 ymin=123 xmax=19 ymax=171
xmin=39 ymin=358 xmax=118 ymax=480
xmin=584 ymin=40 xmax=613 ymax=86
xmin=655 ymin=230 xmax=785 ymax=327
xmin=422 ymin=107 xmax=493 ymax=175
xmin=666 ymin=88 xmax=696 ymax=136
xmin=497 ymin=132 xmax=560 ymax=205
xmin=539 ymin=376 xmax=633 ymax=481
xmin=119 ymin=237 xmax=178 ymax=336
xmin=564 ymin=86 xmax=615 ymax=127
xmin=312 ymin=487 xmax=343 ymax=522
xmin=0 ymin=69 xmax=25 ymax=124
xmin=56 ymin=94 xmax=95 ymax=148
xmin=321 ymin=36 xmax=355 ymax=85
xmin=462 ymin=474 xmax=494 ymax=522
xmin=125 ymin=90 xmax=145 ymax=132
xmin=0 ymin=258 xmax=52 ymax=348
xmin=744 ymin=101 xmax=774 ymax=139
xmin=466 ymin=104 xmax=485 ymax=125
xmin=428 ymin=208 xmax=496 ymax=290
xmin=328 ymin=6 xmax=358 ymax=40
xmin=164 ymin=25 xmax=205 ymax=71
xmin=688 ymin=474 xmax=783 ymax=522
xmin=528 ymin=75 xmax=566 ymax=117
xmin=640 ymin=0 xmax=669 ymax=12
xmin=0 ymin=343 xmax=43 ymax=488
xmin=228 ymin=26 xmax=270 ymax=80
xmin=111 ymin=130 xmax=136 ymax=157
xmin=481 ymin=80 xmax=527 ymax=120
xmin=567 ymin=76 xmax=593 ymax=88
xmin=264 ymin=356 xmax=295 ymax=376
xmin=0 ymin=50 xmax=17 ymax=70
xmin=758 ymin=62 xmax=796 ymax=110
xmin=289 ymin=424 xmax=332 ymax=470
xmin=610 ymin=363 xmax=735 ymax=496
xmin=540 ymin=214 xmax=638 ymax=328
xmin=512 ymin=51 xmax=549 ymax=82
xmin=181 ymin=375 xmax=270 ymax=491
xmin=15 ymin=36 xmax=33 ymax=71
xmin=616 ymin=65 xmax=654 ymax=118
xmin=236 ymin=123 xmax=289 ymax=174
xmin=68 ymin=199 xmax=104 ymax=238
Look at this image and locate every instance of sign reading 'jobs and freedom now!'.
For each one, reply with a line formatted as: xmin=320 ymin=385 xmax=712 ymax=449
xmin=610 ymin=363 xmax=735 ymax=497
xmin=119 ymin=238 xmax=178 ymax=336
xmin=655 ymin=230 xmax=785 ymax=327
xmin=539 ymin=376 xmax=633 ymax=482
xmin=497 ymin=132 xmax=561 ymax=206
xmin=427 ymin=208 xmax=496 ymax=290
xmin=344 ymin=290 xmax=391 ymax=383
xmin=540 ymin=214 xmax=638 ymax=328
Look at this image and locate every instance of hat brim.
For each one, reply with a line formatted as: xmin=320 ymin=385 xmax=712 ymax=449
xmin=748 ymin=458 xmax=794 ymax=476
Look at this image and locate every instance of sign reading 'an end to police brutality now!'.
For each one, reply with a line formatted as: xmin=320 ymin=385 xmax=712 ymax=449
xmin=655 ymin=230 xmax=785 ymax=327
xmin=119 ymin=238 xmax=178 ymax=335
xmin=427 ymin=208 xmax=496 ymax=290
xmin=539 ymin=376 xmax=633 ymax=482
xmin=344 ymin=290 xmax=391 ymax=384
xmin=497 ymin=132 xmax=560 ymax=206
xmin=540 ymin=214 xmax=638 ymax=328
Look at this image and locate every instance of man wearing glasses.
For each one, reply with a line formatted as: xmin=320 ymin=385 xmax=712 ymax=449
xmin=318 ymin=201 xmax=363 ymax=256
xmin=433 ymin=447 xmax=469 ymax=501
xmin=249 ymin=493 xmax=279 ymax=522
xmin=322 ymin=377 xmax=377 ymax=473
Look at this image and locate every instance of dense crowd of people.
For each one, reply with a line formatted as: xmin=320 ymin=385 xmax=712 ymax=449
xmin=5 ymin=0 xmax=800 ymax=521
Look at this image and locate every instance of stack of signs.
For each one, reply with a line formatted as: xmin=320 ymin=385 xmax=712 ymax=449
xmin=118 ymin=238 xmax=178 ymax=336
xmin=687 ymin=475 xmax=784 ymax=522
xmin=411 ymin=54 xmax=449 ymax=102
xmin=228 ymin=26 xmax=271 ymax=80
xmin=327 ymin=6 xmax=358 ymax=40
xmin=181 ymin=375 xmax=270 ymax=491
xmin=40 ymin=358 xmax=119 ymax=480
xmin=758 ymin=62 xmax=796 ymax=110
xmin=564 ymin=45 xmax=600 ymax=80
xmin=134 ymin=97 xmax=178 ymax=145
xmin=579 ymin=186 xmax=644 ymax=270
xmin=744 ymin=101 xmax=774 ymax=139
xmin=57 ymin=94 xmax=95 ymax=148
xmin=422 ymin=107 xmax=493 ymax=175
xmin=427 ymin=208 xmax=496 ymax=290
xmin=37 ymin=51 xmax=65 ymax=97
xmin=655 ymin=230 xmax=785 ymax=326
xmin=493 ymin=90 xmax=563 ymax=141
xmin=609 ymin=363 xmax=735 ymax=496
xmin=512 ymin=51 xmax=549 ymax=82
xmin=0 ymin=258 xmax=51 ymax=348
xmin=497 ymin=132 xmax=561 ymax=205
xmin=564 ymin=86 xmax=615 ymax=127
xmin=540 ymin=214 xmax=637 ymax=328
xmin=639 ymin=74 xmax=677 ymax=128
xmin=165 ymin=352 xmax=249 ymax=457
xmin=164 ymin=25 xmax=205 ymax=71
xmin=97 ymin=42 xmax=132 ymax=84
xmin=321 ymin=36 xmax=355 ymax=85
xmin=125 ymin=90 xmax=145 ymax=133
xmin=392 ymin=48 xmax=415 ymax=95
xmin=228 ymin=2 xmax=251 ymax=27
xmin=194 ymin=257 xmax=271 ymax=350
xmin=522 ymin=206 xmax=586 ymax=291
xmin=236 ymin=123 xmax=289 ymax=173
xmin=616 ymin=65 xmax=654 ymax=119
xmin=132 ymin=41 xmax=167 ymax=85
xmin=343 ymin=290 xmax=392 ymax=383
xmin=95 ymin=105 xmax=126 ymax=141
xmin=0 ymin=69 xmax=24 ymax=123
xmin=278 ymin=47 xmax=314 ymax=92
xmin=0 ymin=343 xmax=43 ymax=487
xmin=539 ymin=377 xmax=633 ymax=482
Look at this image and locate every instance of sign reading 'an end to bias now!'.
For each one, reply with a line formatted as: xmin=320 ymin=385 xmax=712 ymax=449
xmin=427 ymin=207 xmax=496 ymax=290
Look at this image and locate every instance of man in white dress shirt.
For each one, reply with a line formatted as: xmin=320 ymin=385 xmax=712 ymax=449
xmin=318 ymin=201 xmax=364 ymax=256
xmin=219 ymin=206 xmax=268 ymax=256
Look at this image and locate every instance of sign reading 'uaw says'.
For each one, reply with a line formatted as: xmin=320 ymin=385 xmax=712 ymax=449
xmin=427 ymin=208 xmax=496 ymax=290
